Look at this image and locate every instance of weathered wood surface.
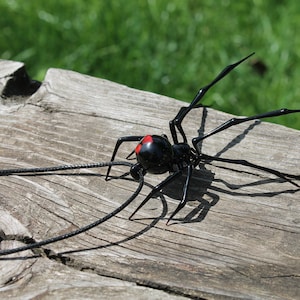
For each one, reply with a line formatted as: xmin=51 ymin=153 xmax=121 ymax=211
xmin=0 ymin=59 xmax=299 ymax=300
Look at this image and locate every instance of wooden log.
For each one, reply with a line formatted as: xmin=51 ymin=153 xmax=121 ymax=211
xmin=0 ymin=59 xmax=299 ymax=299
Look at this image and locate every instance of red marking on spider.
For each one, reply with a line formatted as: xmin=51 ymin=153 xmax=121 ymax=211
xmin=135 ymin=135 xmax=153 ymax=154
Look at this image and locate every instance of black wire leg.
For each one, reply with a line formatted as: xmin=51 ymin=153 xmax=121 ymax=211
xmin=129 ymin=170 xmax=183 ymax=222
xmin=169 ymin=53 xmax=255 ymax=144
xmin=192 ymin=108 xmax=300 ymax=153
xmin=0 ymin=162 xmax=144 ymax=256
xmin=200 ymin=153 xmax=300 ymax=188
xmin=166 ymin=164 xmax=193 ymax=224
xmin=129 ymin=165 xmax=194 ymax=224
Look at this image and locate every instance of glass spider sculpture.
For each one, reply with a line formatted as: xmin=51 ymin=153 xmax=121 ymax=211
xmin=0 ymin=52 xmax=299 ymax=256
xmin=105 ymin=52 xmax=300 ymax=224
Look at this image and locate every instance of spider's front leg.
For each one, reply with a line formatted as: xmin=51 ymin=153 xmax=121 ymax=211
xmin=105 ymin=135 xmax=144 ymax=180
xmin=169 ymin=52 xmax=255 ymax=145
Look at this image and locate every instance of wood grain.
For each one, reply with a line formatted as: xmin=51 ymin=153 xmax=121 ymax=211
xmin=0 ymin=59 xmax=299 ymax=299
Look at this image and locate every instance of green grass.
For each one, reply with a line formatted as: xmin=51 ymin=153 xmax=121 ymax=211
xmin=1 ymin=0 xmax=300 ymax=129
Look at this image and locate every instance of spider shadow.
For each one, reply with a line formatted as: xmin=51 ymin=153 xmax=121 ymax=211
xmin=159 ymin=165 xmax=218 ymax=224
xmin=157 ymin=107 xmax=299 ymax=223
xmin=197 ymin=106 xmax=263 ymax=156
xmin=137 ymin=167 xmax=298 ymax=227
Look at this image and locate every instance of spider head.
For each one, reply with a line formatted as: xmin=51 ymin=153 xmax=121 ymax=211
xmin=130 ymin=163 xmax=146 ymax=180
xmin=133 ymin=135 xmax=173 ymax=175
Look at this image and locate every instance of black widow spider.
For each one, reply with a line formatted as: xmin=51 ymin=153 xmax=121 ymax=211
xmin=106 ymin=52 xmax=300 ymax=224
xmin=0 ymin=52 xmax=299 ymax=256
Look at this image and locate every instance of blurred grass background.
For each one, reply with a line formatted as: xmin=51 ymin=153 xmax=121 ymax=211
xmin=1 ymin=0 xmax=300 ymax=129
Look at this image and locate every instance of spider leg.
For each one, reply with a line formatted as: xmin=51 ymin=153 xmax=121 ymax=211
xmin=105 ymin=136 xmax=144 ymax=180
xmin=129 ymin=165 xmax=193 ymax=224
xmin=192 ymin=108 xmax=300 ymax=153
xmin=200 ymin=153 xmax=300 ymax=188
xmin=166 ymin=164 xmax=193 ymax=224
xmin=128 ymin=170 xmax=183 ymax=221
xmin=170 ymin=52 xmax=255 ymax=144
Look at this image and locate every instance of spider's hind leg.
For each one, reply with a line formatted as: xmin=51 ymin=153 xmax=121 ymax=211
xmin=192 ymin=108 xmax=300 ymax=154
xmin=128 ymin=170 xmax=182 ymax=222
xmin=200 ymin=153 xmax=300 ymax=188
xmin=129 ymin=164 xmax=193 ymax=225
xmin=166 ymin=164 xmax=193 ymax=224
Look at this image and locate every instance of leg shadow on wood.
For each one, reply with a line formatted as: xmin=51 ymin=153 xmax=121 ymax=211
xmin=159 ymin=159 xmax=299 ymax=225
xmin=159 ymin=166 xmax=217 ymax=224
xmin=160 ymin=114 xmax=299 ymax=223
